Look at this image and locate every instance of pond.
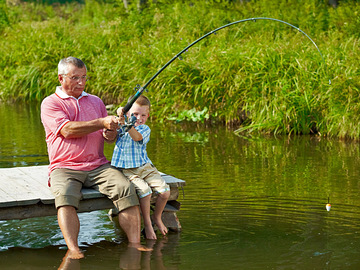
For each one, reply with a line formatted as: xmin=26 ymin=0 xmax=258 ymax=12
xmin=1 ymin=102 xmax=360 ymax=269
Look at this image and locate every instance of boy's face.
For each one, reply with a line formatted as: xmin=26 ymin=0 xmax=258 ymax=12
xmin=128 ymin=103 xmax=150 ymax=127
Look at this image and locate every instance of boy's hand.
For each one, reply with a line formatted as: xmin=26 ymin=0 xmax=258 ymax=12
xmin=117 ymin=107 xmax=125 ymax=125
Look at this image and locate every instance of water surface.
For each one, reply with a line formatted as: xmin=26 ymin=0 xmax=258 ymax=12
xmin=1 ymin=103 xmax=360 ymax=269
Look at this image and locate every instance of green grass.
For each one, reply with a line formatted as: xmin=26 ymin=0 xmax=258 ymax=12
xmin=0 ymin=0 xmax=359 ymax=138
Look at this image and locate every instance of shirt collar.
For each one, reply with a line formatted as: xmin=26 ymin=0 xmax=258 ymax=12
xmin=55 ymin=86 xmax=88 ymax=100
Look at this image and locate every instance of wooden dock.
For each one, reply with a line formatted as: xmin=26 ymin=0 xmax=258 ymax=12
xmin=0 ymin=165 xmax=185 ymax=231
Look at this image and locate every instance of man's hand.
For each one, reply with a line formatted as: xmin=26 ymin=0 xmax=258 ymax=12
xmin=103 ymin=128 xmax=117 ymax=143
xmin=102 ymin=116 xmax=119 ymax=130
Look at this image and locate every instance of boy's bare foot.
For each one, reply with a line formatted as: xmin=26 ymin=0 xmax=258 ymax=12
xmin=145 ymin=225 xmax=157 ymax=240
xmin=153 ymin=217 xmax=168 ymax=236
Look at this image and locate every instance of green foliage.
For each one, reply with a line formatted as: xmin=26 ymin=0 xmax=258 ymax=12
xmin=167 ymin=107 xmax=210 ymax=123
xmin=0 ymin=0 xmax=9 ymax=33
xmin=0 ymin=0 xmax=359 ymax=138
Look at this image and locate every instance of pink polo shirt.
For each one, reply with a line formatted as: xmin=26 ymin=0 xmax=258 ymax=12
xmin=41 ymin=86 xmax=109 ymax=175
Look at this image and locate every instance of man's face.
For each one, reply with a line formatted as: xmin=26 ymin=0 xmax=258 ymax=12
xmin=58 ymin=64 xmax=87 ymax=99
xmin=128 ymin=103 xmax=150 ymax=127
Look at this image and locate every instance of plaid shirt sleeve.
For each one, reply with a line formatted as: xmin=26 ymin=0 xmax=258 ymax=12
xmin=111 ymin=125 xmax=152 ymax=169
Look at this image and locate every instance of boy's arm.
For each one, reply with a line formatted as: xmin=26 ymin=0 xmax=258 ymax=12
xmin=117 ymin=106 xmax=143 ymax=142
xmin=127 ymin=126 xmax=143 ymax=141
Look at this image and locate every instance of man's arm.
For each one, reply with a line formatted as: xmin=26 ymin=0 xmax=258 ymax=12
xmin=60 ymin=116 xmax=119 ymax=139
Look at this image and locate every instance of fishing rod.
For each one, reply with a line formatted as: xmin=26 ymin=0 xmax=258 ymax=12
xmin=121 ymin=17 xmax=330 ymax=123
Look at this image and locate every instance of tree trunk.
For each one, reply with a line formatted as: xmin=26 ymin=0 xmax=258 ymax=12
xmin=123 ymin=0 xmax=129 ymax=10
xmin=122 ymin=0 xmax=148 ymax=10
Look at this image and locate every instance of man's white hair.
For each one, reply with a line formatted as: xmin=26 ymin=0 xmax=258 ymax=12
xmin=58 ymin=57 xmax=87 ymax=75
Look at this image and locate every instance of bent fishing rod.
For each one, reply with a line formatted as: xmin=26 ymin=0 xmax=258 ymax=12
xmin=121 ymin=17 xmax=330 ymax=118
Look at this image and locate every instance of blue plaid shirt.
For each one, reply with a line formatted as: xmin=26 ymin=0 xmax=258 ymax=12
xmin=111 ymin=124 xmax=152 ymax=169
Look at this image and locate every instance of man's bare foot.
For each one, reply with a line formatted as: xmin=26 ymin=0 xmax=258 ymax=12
xmin=153 ymin=216 xmax=168 ymax=236
xmin=128 ymin=242 xmax=153 ymax=252
xmin=58 ymin=249 xmax=83 ymax=270
xmin=67 ymin=249 xmax=85 ymax=259
xmin=145 ymin=225 xmax=157 ymax=240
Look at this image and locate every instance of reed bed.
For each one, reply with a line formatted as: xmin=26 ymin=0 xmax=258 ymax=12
xmin=0 ymin=0 xmax=359 ymax=138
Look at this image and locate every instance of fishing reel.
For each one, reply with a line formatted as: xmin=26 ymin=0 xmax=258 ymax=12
xmin=117 ymin=114 xmax=137 ymax=137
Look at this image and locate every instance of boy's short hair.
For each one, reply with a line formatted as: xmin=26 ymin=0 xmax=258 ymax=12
xmin=128 ymin=95 xmax=151 ymax=109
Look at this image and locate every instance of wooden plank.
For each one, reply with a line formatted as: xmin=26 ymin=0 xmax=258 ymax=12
xmin=0 ymin=166 xmax=185 ymax=205
xmin=0 ymin=165 xmax=186 ymax=221
xmin=17 ymin=166 xmax=110 ymax=201
xmin=0 ymin=186 xmax=18 ymax=207
xmin=161 ymin=212 xmax=182 ymax=232
xmin=0 ymin=198 xmax=115 ymax=220
xmin=0 ymin=168 xmax=41 ymax=206
xmin=151 ymin=189 xmax=179 ymax=202
xmin=0 ymin=198 xmax=181 ymax=221
xmin=17 ymin=166 xmax=54 ymax=204
xmin=0 ymin=202 xmax=57 ymax=220
xmin=160 ymin=173 xmax=186 ymax=187
xmin=81 ymin=188 xmax=107 ymax=200
xmin=78 ymin=197 xmax=115 ymax=212
xmin=0 ymin=167 xmax=49 ymax=194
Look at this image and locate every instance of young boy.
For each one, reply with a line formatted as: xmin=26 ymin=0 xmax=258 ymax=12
xmin=111 ymin=95 xmax=170 ymax=240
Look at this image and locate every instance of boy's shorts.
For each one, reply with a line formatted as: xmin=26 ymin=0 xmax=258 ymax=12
xmin=49 ymin=163 xmax=139 ymax=214
xmin=121 ymin=163 xmax=170 ymax=198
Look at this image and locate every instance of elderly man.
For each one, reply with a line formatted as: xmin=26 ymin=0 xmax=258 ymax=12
xmin=41 ymin=57 xmax=143 ymax=259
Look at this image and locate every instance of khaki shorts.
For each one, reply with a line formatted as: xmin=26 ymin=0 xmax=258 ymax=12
xmin=121 ymin=163 xmax=170 ymax=198
xmin=50 ymin=163 xmax=139 ymax=214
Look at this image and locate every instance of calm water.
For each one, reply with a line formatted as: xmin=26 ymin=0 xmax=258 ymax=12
xmin=1 ymin=102 xmax=360 ymax=269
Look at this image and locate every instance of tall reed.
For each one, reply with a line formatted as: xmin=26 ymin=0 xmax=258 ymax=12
xmin=0 ymin=0 xmax=359 ymax=138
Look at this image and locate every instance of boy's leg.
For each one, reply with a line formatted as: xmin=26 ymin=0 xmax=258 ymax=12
xmin=140 ymin=163 xmax=171 ymax=236
xmin=121 ymin=166 xmax=156 ymax=240
xmin=153 ymin=190 xmax=170 ymax=236
xmin=140 ymin=195 xmax=157 ymax=240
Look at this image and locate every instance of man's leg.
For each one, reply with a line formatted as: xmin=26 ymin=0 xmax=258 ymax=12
xmin=57 ymin=206 xmax=84 ymax=259
xmin=118 ymin=205 xmax=152 ymax=251
xmin=118 ymin=205 xmax=142 ymax=243
xmin=50 ymin=169 xmax=85 ymax=259
xmin=89 ymin=165 xmax=151 ymax=251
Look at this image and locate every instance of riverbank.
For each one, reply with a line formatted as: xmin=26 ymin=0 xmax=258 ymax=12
xmin=0 ymin=0 xmax=359 ymax=138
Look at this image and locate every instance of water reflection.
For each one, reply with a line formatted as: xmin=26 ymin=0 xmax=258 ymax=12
xmin=0 ymin=235 xmax=180 ymax=270
xmin=2 ymin=103 xmax=360 ymax=269
xmin=56 ymin=236 xmax=179 ymax=270
xmin=0 ymin=102 xmax=48 ymax=167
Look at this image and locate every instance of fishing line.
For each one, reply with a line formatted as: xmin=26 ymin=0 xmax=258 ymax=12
xmin=123 ymin=17 xmax=330 ymax=113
